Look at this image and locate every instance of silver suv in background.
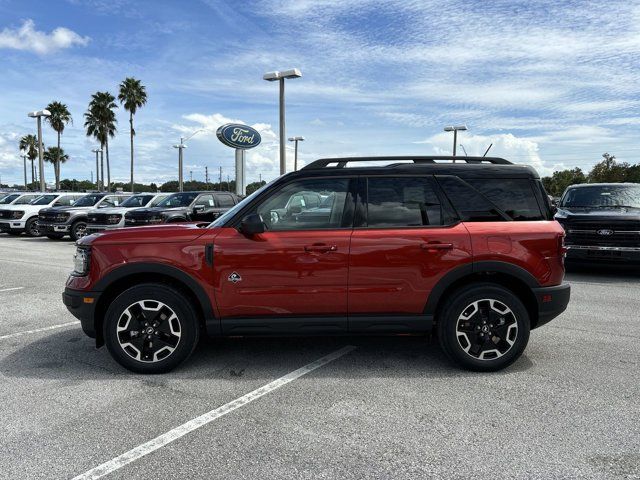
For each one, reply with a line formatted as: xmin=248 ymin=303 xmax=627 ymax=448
xmin=85 ymin=193 xmax=169 ymax=234
xmin=0 ymin=192 xmax=84 ymax=236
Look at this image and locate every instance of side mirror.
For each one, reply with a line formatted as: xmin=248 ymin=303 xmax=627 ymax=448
xmin=193 ymin=205 xmax=205 ymax=213
xmin=239 ymin=213 xmax=265 ymax=236
xmin=289 ymin=205 xmax=302 ymax=215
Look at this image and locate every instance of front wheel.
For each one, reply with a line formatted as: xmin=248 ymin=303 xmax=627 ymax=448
xmin=104 ymin=284 xmax=200 ymax=373
xmin=437 ymin=283 xmax=530 ymax=372
xmin=25 ymin=217 xmax=41 ymax=237
xmin=70 ymin=220 xmax=86 ymax=241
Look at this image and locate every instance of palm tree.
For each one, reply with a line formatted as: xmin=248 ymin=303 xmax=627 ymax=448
xmin=45 ymin=101 xmax=72 ymax=190
xmin=85 ymin=92 xmax=117 ymax=191
xmin=19 ymin=134 xmax=38 ymax=188
xmin=44 ymin=146 xmax=69 ymax=186
xmin=118 ymin=78 xmax=147 ymax=193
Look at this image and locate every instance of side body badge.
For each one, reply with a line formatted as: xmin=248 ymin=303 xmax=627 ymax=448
xmin=228 ymin=272 xmax=242 ymax=283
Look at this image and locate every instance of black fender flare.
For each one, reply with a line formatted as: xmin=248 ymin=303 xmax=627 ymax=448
xmin=424 ymin=261 xmax=540 ymax=315
xmin=94 ymin=262 xmax=218 ymax=333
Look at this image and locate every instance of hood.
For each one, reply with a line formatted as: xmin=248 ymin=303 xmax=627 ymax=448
xmin=127 ymin=206 xmax=187 ymax=216
xmin=78 ymin=223 xmax=213 ymax=246
xmin=556 ymin=206 xmax=640 ymax=220
xmin=87 ymin=207 xmax=129 ymax=215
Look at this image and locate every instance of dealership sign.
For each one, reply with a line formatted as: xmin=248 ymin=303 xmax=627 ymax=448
xmin=216 ymin=123 xmax=261 ymax=150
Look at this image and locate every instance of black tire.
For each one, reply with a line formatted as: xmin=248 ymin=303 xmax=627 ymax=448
xmin=46 ymin=233 xmax=65 ymax=240
xmin=25 ymin=217 xmax=41 ymax=237
xmin=104 ymin=283 xmax=200 ymax=374
xmin=70 ymin=220 xmax=87 ymax=241
xmin=437 ymin=283 xmax=530 ymax=372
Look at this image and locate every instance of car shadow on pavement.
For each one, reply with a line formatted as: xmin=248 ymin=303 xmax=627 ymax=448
xmin=566 ymin=262 xmax=640 ymax=279
xmin=0 ymin=328 xmax=534 ymax=381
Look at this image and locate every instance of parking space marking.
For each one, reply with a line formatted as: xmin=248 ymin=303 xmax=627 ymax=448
xmin=0 ymin=321 xmax=80 ymax=340
xmin=72 ymin=345 xmax=357 ymax=480
xmin=0 ymin=287 xmax=24 ymax=292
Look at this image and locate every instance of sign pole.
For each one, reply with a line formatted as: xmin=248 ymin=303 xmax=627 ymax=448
xmin=235 ymin=149 xmax=245 ymax=196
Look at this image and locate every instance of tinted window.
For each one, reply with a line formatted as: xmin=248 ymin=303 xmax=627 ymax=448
xmin=195 ymin=195 xmax=215 ymax=208
xmin=149 ymin=195 xmax=168 ymax=207
xmin=121 ymin=195 xmax=154 ymax=207
xmin=216 ymin=194 xmax=235 ymax=207
xmin=561 ymin=185 xmax=640 ymax=208
xmin=55 ymin=196 xmax=79 ymax=206
xmin=99 ymin=196 xmax=123 ymax=207
xmin=466 ymin=179 xmax=544 ymax=221
xmin=437 ymin=176 xmax=503 ymax=222
xmin=158 ymin=193 xmax=198 ymax=208
xmin=256 ymin=178 xmax=351 ymax=231
xmin=30 ymin=195 xmax=58 ymax=205
xmin=0 ymin=194 xmax=20 ymax=204
xmin=73 ymin=194 xmax=103 ymax=207
xmin=14 ymin=194 xmax=41 ymax=205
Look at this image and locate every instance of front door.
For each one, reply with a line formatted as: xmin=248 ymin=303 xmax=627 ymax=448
xmin=212 ymin=177 xmax=355 ymax=334
xmin=348 ymin=175 xmax=472 ymax=331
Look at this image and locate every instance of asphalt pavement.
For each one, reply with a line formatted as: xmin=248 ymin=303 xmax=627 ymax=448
xmin=0 ymin=235 xmax=638 ymax=479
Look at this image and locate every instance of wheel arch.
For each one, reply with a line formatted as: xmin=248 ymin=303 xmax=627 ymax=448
xmin=93 ymin=262 xmax=217 ymax=347
xmin=425 ymin=261 xmax=540 ymax=328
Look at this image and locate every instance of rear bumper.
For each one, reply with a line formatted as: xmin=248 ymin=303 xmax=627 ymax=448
xmin=63 ymin=288 xmax=99 ymax=338
xmin=566 ymin=245 xmax=640 ymax=263
xmin=0 ymin=220 xmax=26 ymax=232
xmin=531 ymin=283 xmax=571 ymax=328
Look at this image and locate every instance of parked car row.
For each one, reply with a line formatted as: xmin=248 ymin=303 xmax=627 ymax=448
xmin=0 ymin=191 xmax=241 ymax=240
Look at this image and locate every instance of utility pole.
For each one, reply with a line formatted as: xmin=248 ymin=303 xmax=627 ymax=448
xmin=205 ymin=166 xmax=209 ymax=187
xmin=219 ymin=166 xmax=222 ymax=191
xmin=288 ymin=136 xmax=304 ymax=171
xmin=21 ymin=153 xmax=28 ymax=191
xmin=259 ymin=173 xmax=262 ymax=183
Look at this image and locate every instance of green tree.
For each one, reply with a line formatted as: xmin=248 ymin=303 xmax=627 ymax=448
xmin=588 ymin=153 xmax=627 ymax=183
xmin=544 ymin=168 xmax=587 ymax=197
xmin=19 ymin=134 xmax=38 ymax=187
xmin=118 ymin=78 xmax=147 ymax=193
xmin=85 ymin=92 xmax=117 ymax=191
xmin=246 ymin=180 xmax=266 ymax=195
xmin=45 ymin=101 xmax=72 ymax=189
xmin=43 ymin=146 xmax=69 ymax=188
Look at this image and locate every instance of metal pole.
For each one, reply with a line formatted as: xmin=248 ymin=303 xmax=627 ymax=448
xmin=294 ymin=139 xmax=299 ymax=171
xmin=279 ymin=78 xmax=286 ymax=175
xmin=235 ymin=149 xmax=245 ymax=196
xmin=178 ymin=137 xmax=184 ymax=192
xmin=100 ymin=150 xmax=104 ymax=192
xmin=22 ymin=154 xmax=27 ymax=190
xmin=219 ymin=166 xmax=222 ymax=191
xmin=94 ymin=151 xmax=99 ymax=191
xmin=452 ymin=129 xmax=457 ymax=158
xmin=37 ymin=116 xmax=45 ymax=191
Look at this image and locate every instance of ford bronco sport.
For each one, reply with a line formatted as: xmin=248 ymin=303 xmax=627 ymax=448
xmin=64 ymin=157 xmax=570 ymax=373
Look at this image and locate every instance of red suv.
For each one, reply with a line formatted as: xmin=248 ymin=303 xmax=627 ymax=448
xmin=64 ymin=157 xmax=570 ymax=373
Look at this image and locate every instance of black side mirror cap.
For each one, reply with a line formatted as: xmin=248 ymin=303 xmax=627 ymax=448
xmin=239 ymin=213 xmax=265 ymax=235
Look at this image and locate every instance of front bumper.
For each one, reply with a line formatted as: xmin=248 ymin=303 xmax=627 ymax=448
xmin=85 ymin=224 xmax=120 ymax=234
xmin=63 ymin=287 xmax=99 ymax=338
xmin=40 ymin=222 xmax=71 ymax=233
xmin=0 ymin=220 xmax=26 ymax=232
xmin=531 ymin=283 xmax=571 ymax=328
xmin=566 ymin=245 xmax=640 ymax=263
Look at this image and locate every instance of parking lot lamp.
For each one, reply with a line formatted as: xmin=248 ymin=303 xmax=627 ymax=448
xmin=173 ymin=129 xmax=206 ymax=192
xmin=443 ymin=125 xmax=467 ymax=159
xmin=28 ymin=109 xmax=51 ymax=191
xmin=288 ymin=136 xmax=305 ymax=171
xmin=263 ymin=69 xmax=302 ymax=175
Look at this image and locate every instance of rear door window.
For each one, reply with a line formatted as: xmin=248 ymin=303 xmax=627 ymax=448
xmin=365 ymin=177 xmax=443 ymax=227
xmin=436 ymin=176 xmax=504 ymax=222
xmin=216 ymin=194 xmax=235 ymax=207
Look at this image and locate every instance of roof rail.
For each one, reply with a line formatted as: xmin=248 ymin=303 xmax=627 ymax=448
xmin=302 ymin=156 xmax=512 ymax=169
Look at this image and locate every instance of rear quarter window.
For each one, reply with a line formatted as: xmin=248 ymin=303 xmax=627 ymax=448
xmin=466 ymin=179 xmax=544 ymax=221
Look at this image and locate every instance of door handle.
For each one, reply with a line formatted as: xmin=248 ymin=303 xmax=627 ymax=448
xmin=421 ymin=242 xmax=453 ymax=251
xmin=304 ymin=244 xmax=338 ymax=253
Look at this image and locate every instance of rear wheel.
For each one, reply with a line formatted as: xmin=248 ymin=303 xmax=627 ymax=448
xmin=25 ymin=217 xmax=41 ymax=237
xmin=104 ymin=284 xmax=200 ymax=373
xmin=70 ymin=220 xmax=86 ymax=241
xmin=437 ymin=283 xmax=530 ymax=372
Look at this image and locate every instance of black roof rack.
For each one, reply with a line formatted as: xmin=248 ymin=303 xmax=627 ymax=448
xmin=303 ymin=156 xmax=512 ymax=170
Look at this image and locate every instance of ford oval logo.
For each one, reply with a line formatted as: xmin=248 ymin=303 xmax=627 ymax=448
xmin=597 ymin=229 xmax=614 ymax=236
xmin=216 ymin=123 xmax=261 ymax=150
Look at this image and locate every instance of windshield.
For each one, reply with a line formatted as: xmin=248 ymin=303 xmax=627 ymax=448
xmin=0 ymin=193 xmax=20 ymax=204
xmin=73 ymin=194 xmax=103 ymax=207
xmin=14 ymin=194 xmax=40 ymax=205
xmin=30 ymin=194 xmax=58 ymax=205
xmin=121 ymin=194 xmax=154 ymax=207
xmin=157 ymin=193 xmax=198 ymax=208
xmin=561 ymin=185 xmax=640 ymax=208
xmin=209 ymin=181 xmax=275 ymax=227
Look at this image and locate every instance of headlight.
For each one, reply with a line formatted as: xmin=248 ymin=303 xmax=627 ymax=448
xmin=107 ymin=214 xmax=122 ymax=224
xmin=72 ymin=247 xmax=91 ymax=276
xmin=56 ymin=212 xmax=70 ymax=222
xmin=11 ymin=210 xmax=24 ymax=219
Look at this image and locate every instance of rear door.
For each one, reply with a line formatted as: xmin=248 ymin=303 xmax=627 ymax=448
xmin=348 ymin=175 xmax=472 ymax=331
xmin=212 ymin=177 xmax=355 ymax=333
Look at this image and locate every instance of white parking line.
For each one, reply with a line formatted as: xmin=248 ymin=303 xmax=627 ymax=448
xmin=0 ymin=321 xmax=80 ymax=340
xmin=0 ymin=287 xmax=24 ymax=292
xmin=72 ymin=345 xmax=357 ymax=480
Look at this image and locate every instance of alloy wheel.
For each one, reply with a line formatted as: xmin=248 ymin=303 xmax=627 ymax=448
xmin=116 ymin=300 xmax=182 ymax=363
xmin=455 ymin=299 xmax=518 ymax=360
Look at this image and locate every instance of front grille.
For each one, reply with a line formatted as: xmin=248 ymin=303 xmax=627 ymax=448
xmin=565 ymin=220 xmax=640 ymax=247
xmin=87 ymin=213 xmax=109 ymax=224
xmin=124 ymin=214 xmax=163 ymax=226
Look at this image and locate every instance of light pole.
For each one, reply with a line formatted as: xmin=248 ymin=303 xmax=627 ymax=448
xmin=263 ymin=68 xmax=302 ymax=175
xmin=173 ymin=129 xmax=206 ymax=192
xmin=21 ymin=153 xmax=28 ymax=190
xmin=444 ymin=125 xmax=467 ymax=159
xmin=288 ymin=136 xmax=305 ymax=171
xmin=28 ymin=109 xmax=51 ymax=191
xmin=92 ymin=148 xmax=102 ymax=191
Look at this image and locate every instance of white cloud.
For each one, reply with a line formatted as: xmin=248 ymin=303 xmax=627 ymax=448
xmin=0 ymin=19 xmax=89 ymax=54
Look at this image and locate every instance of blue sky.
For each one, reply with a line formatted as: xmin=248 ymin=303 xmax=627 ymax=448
xmin=0 ymin=0 xmax=639 ymax=186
